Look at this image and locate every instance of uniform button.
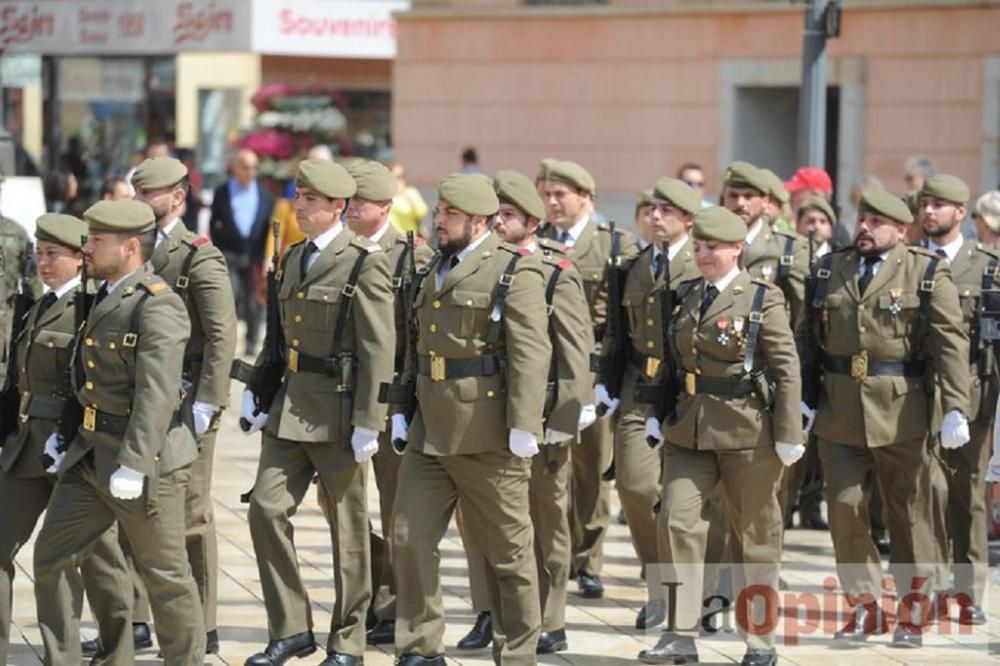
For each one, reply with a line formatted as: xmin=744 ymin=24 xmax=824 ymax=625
xmin=858 ymin=304 xmax=865 ymax=311
xmin=487 ymin=390 xmax=495 ymax=398
xmin=297 ymin=291 xmax=305 ymax=299
xmin=964 ymin=289 xmax=971 ymax=297
xmin=695 ymin=368 xmax=702 ymax=375
xmin=646 ymin=318 xmax=655 ymax=326
xmin=646 ymin=341 xmax=655 ymax=349
xmin=85 ymin=381 xmax=94 ymax=390
xmin=432 ymin=300 xmax=441 ymax=309
xmin=428 ymin=349 xmax=436 ymax=356
xmin=85 ymin=337 xmax=94 ymax=346
xmin=154 ymin=454 xmax=160 ymax=462
xmin=648 ymin=297 xmax=655 ymax=304
xmin=429 ymin=324 xmax=438 ymax=333
xmin=291 ymin=339 xmax=300 ymax=347
xmin=108 ymin=342 xmax=116 ymax=350
xmin=859 ymin=326 xmax=866 ymax=333
xmin=294 ymin=315 xmax=303 ymax=323
xmin=86 ymin=360 xmax=95 ymax=368
xmin=466 ymin=300 xmax=473 ymax=306
xmin=47 ymin=342 xmax=55 ymax=348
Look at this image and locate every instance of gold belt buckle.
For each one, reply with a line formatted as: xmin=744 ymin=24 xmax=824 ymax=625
xmin=644 ymin=356 xmax=661 ymax=380
xmin=83 ymin=406 xmax=97 ymax=432
xmin=684 ymin=372 xmax=696 ymax=395
xmin=19 ymin=392 xmax=30 ymax=423
xmin=430 ymin=356 xmax=446 ymax=382
xmin=850 ymin=350 xmax=869 ymax=380
xmin=288 ymin=348 xmax=299 ymax=373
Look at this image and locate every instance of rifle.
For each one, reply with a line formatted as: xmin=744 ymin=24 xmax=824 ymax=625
xmin=801 ymin=229 xmax=822 ymax=410
xmin=595 ymin=220 xmax=628 ymax=415
xmin=378 ymin=232 xmax=425 ymax=453
xmin=0 ymin=242 xmax=37 ymax=443
xmin=230 ymin=220 xmax=284 ymax=431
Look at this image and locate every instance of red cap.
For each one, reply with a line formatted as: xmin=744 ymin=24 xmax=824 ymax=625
xmin=784 ymin=167 xmax=833 ymax=194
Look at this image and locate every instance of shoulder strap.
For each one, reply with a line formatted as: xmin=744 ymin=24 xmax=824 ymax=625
xmin=810 ymin=254 xmax=834 ymax=309
xmin=121 ymin=291 xmax=153 ymax=396
xmin=408 ymin=251 xmax=441 ymax=303
xmin=912 ymin=256 xmax=940 ymax=353
xmin=331 ymin=250 xmax=371 ymax=355
xmin=544 ymin=262 xmax=565 ymax=313
xmin=982 ymin=255 xmax=999 ymax=293
xmin=391 ymin=241 xmax=412 ymax=292
xmin=778 ymin=235 xmax=796 ymax=281
xmin=742 ymin=283 xmax=769 ymax=374
xmin=175 ymin=243 xmax=200 ymax=296
xmin=486 ymin=252 xmax=524 ymax=347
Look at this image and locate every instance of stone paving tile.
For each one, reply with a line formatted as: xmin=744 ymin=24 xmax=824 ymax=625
xmin=8 ymin=387 xmax=1000 ymax=663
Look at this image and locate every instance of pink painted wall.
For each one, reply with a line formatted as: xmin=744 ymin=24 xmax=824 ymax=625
xmin=392 ymin=3 xmax=998 ymax=201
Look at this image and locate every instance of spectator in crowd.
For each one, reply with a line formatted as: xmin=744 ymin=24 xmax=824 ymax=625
xmin=124 ymin=149 xmax=146 ymax=197
xmin=209 ymin=148 xmax=274 ymax=356
xmin=633 ymin=189 xmax=654 ymax=249
xmin=43 ymin=171 xmax=82 ymax=215
xmin=100 ymin=176 xmax=131 ymax=201
xmin=461 ymin=146 xmax=482 ymax=174
xmin=388 ymin=161 xmax=429 ymax=237
xmin=903 ymin=154 xmax=936 ymax=194
xmin=974 ymin=190 xmax=1000 ymax=249
xmin=146 ymin=136 xmax=172 ymax=159
xmin=176 ymin=147 xmax=202 ymax=232
xmin=784 ymin=166 xmax=833 ymax=214
xmin=676 ymin=162 xmax=712 ymax=208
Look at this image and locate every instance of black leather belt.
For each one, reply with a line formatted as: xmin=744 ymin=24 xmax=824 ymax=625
xmin=627 ymin=347 xmax=662 ymax=379
xmin=680 ymin=372 xmax=755 ymax=399
xmin=82 ymin=406 xmax=129 ymax=435
xmin=289 ymin=350 xmax=341 ymax=375
xmin=20 ymin=394 xmax=65 ymax=421
xmin=824 ymin=354 xmax=925 ymax=379
xmin=417 ymin=354 xmax=500 ymax=381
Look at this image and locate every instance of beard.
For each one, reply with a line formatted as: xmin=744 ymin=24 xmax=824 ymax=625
xmin=439 ymin=221 xmax=473 ymax=257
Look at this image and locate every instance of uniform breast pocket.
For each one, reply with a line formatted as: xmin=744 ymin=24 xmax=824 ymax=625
xmin=31 ymin=329 xmax=75 ymax=382
xmin=878 ymin=292 xmax=921 ymax=337
xmin=451 ymin=289 xmax=493 ymax=338
xmin=622 ymin=291 xmax=646 ymax=334
xmin=305 ymin=285 xmax=342 ymax=331
xmin=958 ymin=289 xmax=980 ymax=324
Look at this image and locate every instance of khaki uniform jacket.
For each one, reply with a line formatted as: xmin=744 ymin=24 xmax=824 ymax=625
xmin=261 ymin=228 xmax=395 ymax=443
xmin=535 ymin=237 xmax=594 ymax=435
xmin=744 ymin=225 xmax=810 ymax=344
xmin=935 ymin=239 xmax=1000 ymax=424
xmin=613 ymin=240 xmax=700 ymax=413
xmin=64 ymin=265 xmax=195 ymax=484
xmin=409 ymin=233 xmax=551 ymax=456
xmin=150 ymin=221 xmax=237 ymax=407
xmin=541 ymin=219 xmax=638 ymax=339
xmin=663 ymin=270 xmax=802 ymax=450
xmin=813 ymin=243 xmax=969 ymax=447
xmin=0 ymin=287 xmax=76 ymax=478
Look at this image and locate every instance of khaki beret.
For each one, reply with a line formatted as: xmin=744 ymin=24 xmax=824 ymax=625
xmin=920 ymin=174 xmax=970 ymax=205
xmin=723 ymin=160 xmax=769 ymax=195
xmin=652 ymin=177 xmax=701 ymax=216
xmin=296 ymin=159 xmax=356 ymax=199
xmin=348 ymin=161 xmax=396 ymax=202
xmin=36 ymin=213 xmax=88 ymax=250
xmin=797 ymin=196 xmax=837 ymax=224
xmin=760 ymin=168 xmax=789 ymax=204
xmin=859 ymin=189 xmax=914 ymax=225
xmin=692 ymin=206 xmax=747 ymax=243
xmin=131 ymin=157 xmax=188 ymax=191
xmin=83 ymin=200 xmax=156 ymax=234
xmin=635 ymin=189 xmax=653 ymax=215
xmin=536 ymin=159 xmax=596 ymax=194
xmin=494 ymin=169 xmax=546 ymax=221
xmin=439 ymin=173 xmax=499 ymax=216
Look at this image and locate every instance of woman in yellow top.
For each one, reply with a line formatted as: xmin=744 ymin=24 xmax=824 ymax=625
xmin=388 ymin=162 xmax=428 ymax=236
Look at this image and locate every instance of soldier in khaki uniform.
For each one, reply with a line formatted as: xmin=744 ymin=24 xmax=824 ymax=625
xmin=84 ymin=157 xmax=237 ymax=655
xmin=391 ymin=173 xmax=550 ymax=666
xmin=33 ymin=199 xmax=206 ymax=664
xmin=536 ymin=159 xmax=638 ymax=598
xmin=640 ymin=206 xmax=802 ymax=666
xmin=456 ymin=169 xmax=594 ymax=655
xmin=808 ymin=190 xmax=970 ymax=648
xmin=917 ymin=174 xmax=996 ymax=625
xmin=241 ymin=160 xmax=395 ymax=666
xmin=0 ymin=183 xmax=41 ymax=375
xmin=341 ymin=160 xmax=434 ymax=646
xmin=603 ymin=177 xmax=700 ymax=631
xmin=0 ymin=214 xmax=122 ymax=663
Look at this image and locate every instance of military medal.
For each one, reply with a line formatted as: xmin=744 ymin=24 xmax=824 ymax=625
xmin=761 ymin=264 xmax=773 ymax=281
xmin=732 ymin=316 xmax=745 ymax=343
xmin=889 ymin=288 xmax=902 ymax=317
xmin=717 ymin=318 xmax=730 ymax=345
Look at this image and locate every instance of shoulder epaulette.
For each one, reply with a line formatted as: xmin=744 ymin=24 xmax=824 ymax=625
xmin=907 ymin=245 xmax=937 ymax=258
xmin=140 ymin=277 xmax=169 ymax=295
xmin=414 ymin=236 xmax=427 ymax=246
xmin=537 ymin=237 xmax=567 ymax=254
xmin=287 ymin=238 xmax=307 ymax=251
xmin=596 ymin=223 xmax=611 ymax=233
xmin=751 ymin=278 xmax=777 ymax=289
xmin=517 ymin=247 xmax=532 ymax=256
xmin=774 ymin=229 xmax=801 ymax=240
xmin=351 ymin=237 xmax=381 ymax=253
xmin=192 ymin=236 xmax=211 ymax=247
xmin=975 ymin=242 xmax=1000 ymax=259
xmin=498 ymin=241 xmax=522 ymax=255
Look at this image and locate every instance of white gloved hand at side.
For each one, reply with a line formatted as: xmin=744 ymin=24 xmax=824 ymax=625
xmin=578 ymin=404 xmax=597 ymax=431
xmin=939 ymin=409 xmax=970 ymax=449
xmin=43 ymin=433 xmax=66 ymax=474
xmin=390 ymin=413 xmax=409 ymax=456
xmin=351 ymin=426 xmax=380 ymax=463
xmin=594 ymin=384 xmax=620 ymax=419
xmin=239 ymin=389 xmax=268 ymax=435
xmin=109 ymin=465 xmax=145 ymax=500
xmin=775 ymin=442 xmax=806 ymax=467
xmin=645 ymin=416 xmax=664 ymax=450
xmin=800 ymin=401 xmax=817 ymax=435
xmin=192 ymin=400 xmax=218 ymax=437
xmin=543 ymin=428 xmax=574 ymax=444
xmin=509 ymin=428 xmax=539 ymax=458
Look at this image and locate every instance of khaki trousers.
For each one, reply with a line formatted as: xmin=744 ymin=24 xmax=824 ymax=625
xmin=614 ymin=408 xmax=662 ymax=570
xmin=569 ymin=415 xmax=612 ymax=576
xmin=393 ymin=449 xmax=540 ymax=665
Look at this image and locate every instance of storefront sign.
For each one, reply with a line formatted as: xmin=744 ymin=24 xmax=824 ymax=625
xmin=0 ymin=0 xmax=408 ymax=58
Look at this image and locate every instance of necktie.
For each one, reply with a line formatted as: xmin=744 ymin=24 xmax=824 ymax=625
xmin=858 ymin=256 xmax=879 ymax=295
xmin=653 ymin=253 xmax=666 ymax=281
xmin=700 ymin=284 xmax=719 ymax=317
xmin=35 ymin=291 xmax=57 ymax=323
xmin=300 ymin=241 xmax=318 ymax=276
xmin=934 ymin=248 xmax=948 ymax=260
xmin=558 ymin=230 xmax=571 ymax=244
xmin=94 ymin=284 xmax=109 ymax=307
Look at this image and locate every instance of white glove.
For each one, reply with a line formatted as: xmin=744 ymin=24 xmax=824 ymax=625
xmin=43 ymin=433 xmax=66 ymax=474
xmin=509 ymin=428 xmax=539 ymax=458
xmin=986 ymin=456 xmax=1000 ymax=483
xmin=543 ymin=428 xmax=573 ymax=444
xmin=578 ymin=404 xmax=597 ymax=431
xmin=594 ymin=384 xmax=620 ymax=419
xmin=351 ymin=426 xmax=379 ymax=463
xmin=940 ymin=410 xmax=970 ymax=449
xmin=109 ymin=466 xmax=145 ymax=500
xmin=192 ymin=400 xmax=218 ymax=437
xmin=800 ymin=401 xmax=817 ymax=435
xmin=390 ymin=413 xmax=409 ymax=456
xmin=645 ymin=416 xmax=664 ymax=450
xmin=239 ymin=389 xmax=268 ymax=435
xmin=775 ymin=441 xmax=806 ymax=467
